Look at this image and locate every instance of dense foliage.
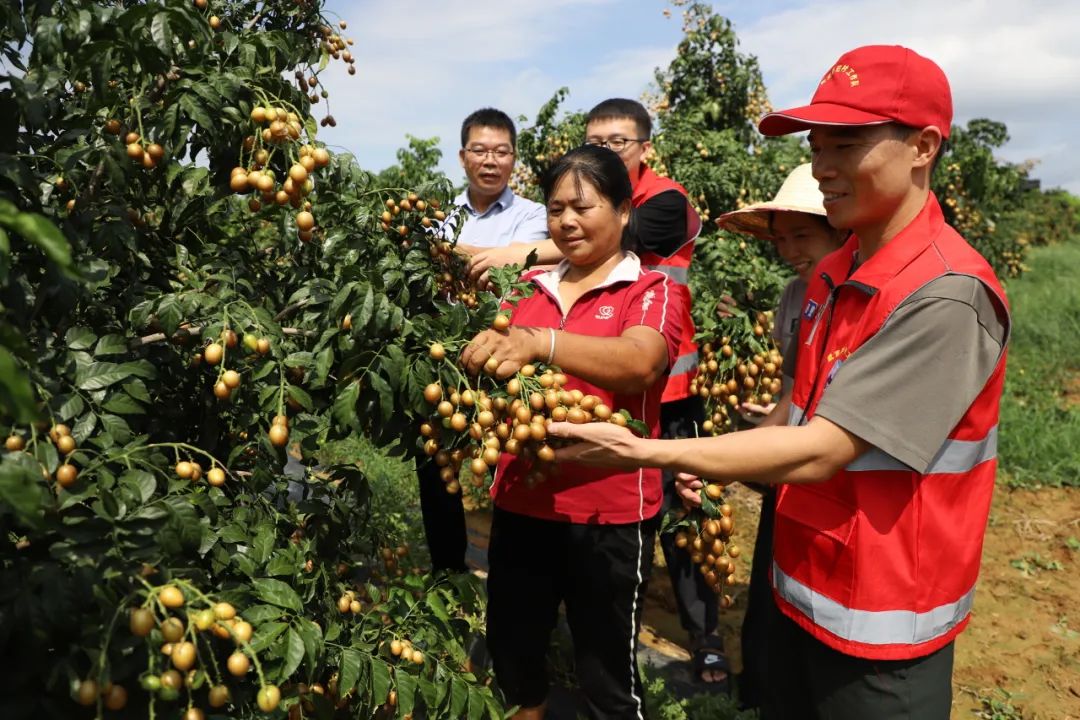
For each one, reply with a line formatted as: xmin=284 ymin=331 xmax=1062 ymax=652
xmin=1 ymin=1 xmax=1076 ymax=719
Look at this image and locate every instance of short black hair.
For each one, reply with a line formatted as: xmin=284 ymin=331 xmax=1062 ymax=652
xmin=541 ymin=144 xmax=637 ymax=251
xmin=585 ymin=98 xmax=652 ymax=139
xmin=460 ymin=108 xmax=516 ymax=148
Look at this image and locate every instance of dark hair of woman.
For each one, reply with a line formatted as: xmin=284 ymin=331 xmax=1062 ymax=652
xmin=540 ymin=144 xmax=638 ymax=251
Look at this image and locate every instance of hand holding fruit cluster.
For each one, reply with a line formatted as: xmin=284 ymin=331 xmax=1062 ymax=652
xmin=671 ymin=483 xmax=740 ymax=605
xmin=692 ymin=311 xmax=784 ymax=434
xmin=421 ymin=331 xmax=639 ymax=494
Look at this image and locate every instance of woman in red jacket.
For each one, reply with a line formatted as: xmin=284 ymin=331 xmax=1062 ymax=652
xmin=460 ymin=144 xmax=684 ymax=720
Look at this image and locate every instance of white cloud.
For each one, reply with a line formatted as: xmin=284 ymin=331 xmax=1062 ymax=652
xmin=737 ymin=0 xmax=1080 ymax=192
xmin=315 ymin=0 xmax=675 ymax=182
xmin=313 ymin=0 xmax=1080 ymax=194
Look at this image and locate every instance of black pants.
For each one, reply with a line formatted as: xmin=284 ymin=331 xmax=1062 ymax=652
xmin=486 ymin=508 xmax=660 ymax=719
xmin=738 ymin=487 xmax=775 ymax=708
xmin=417 ymin=459 xmax=467 ymax=573
xmin=763 ymin=600 xmax=954 ymax=720
xmin=656 ymin=396 xmax=717 ymax=643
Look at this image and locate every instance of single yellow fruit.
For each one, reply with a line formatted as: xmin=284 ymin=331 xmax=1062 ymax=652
xmin=159 ymin=585 xmax=185 ymax=608
xmin=268 ymin=424 xmax=289 ymax=447
xmin=226 ymin=651 xmax=250 ymax=676
xmin=204 ymin=343 xmax=224 ymax=365
xmin=257 ymin=685 xmax=281 ymax=712
xmin=207 ymin=467 xmax=225 ymax=487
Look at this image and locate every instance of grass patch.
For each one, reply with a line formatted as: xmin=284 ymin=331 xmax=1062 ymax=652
xmin=316 ymin=435 xmax=426 ymax=550
xmin=998 ymin=240 xmax=1080 ymax=487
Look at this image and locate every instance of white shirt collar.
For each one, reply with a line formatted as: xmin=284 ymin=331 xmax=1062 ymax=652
xmin=532 ymin=252 xmax=643 ymax=313
xmin=456 ymin=185 xmax=514 ymax=216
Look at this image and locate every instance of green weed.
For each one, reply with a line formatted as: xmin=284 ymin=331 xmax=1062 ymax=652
xmin=967 ymin=687 xmax=1026 ymax=719
xmin=998 ymin=241 xmax=1080 ymax=487
xmin=1009 ymin=552 xmax=1063 ymax=577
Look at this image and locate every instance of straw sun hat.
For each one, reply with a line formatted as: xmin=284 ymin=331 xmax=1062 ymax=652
xmin=715 ymin=163 xmax=826 ymax=240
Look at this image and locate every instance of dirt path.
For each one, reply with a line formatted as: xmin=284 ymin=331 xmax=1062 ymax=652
xmin=641 ymin=483 xmax=1080 ymax=718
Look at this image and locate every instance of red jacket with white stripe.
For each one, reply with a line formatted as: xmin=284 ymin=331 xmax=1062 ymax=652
xmin=776 ymin=194 xmax=1010 ymax=660
xmin=632 ymin=165 xmax=702 ymax=404
xmin=491 ymin=253 xmax=684 ymax=524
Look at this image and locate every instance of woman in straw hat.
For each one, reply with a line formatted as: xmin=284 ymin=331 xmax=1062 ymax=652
xmin=714 ymin=163 xmax=847 ymax=710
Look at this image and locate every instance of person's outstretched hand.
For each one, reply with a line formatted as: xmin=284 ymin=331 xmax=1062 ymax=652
xmin=547 ymin=421 xmax=644 ymax=471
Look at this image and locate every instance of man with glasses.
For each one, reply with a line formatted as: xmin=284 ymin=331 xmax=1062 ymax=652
xmin=585 ymin=98 xmax=728 ymax=694
xmin=422 ymin=108 xmax=549 ymax=574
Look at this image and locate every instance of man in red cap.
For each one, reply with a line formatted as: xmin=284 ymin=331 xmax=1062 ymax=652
xmin=547 ymin=45 xmax=1011 ymax=719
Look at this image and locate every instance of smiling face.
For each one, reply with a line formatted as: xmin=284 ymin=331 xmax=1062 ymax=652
xmin=459 ymin=125 xmax=514 ymax=205
xmin=770 ymin=212 xmax=844 ymax=281
xmin=546 ymin=171 xmax=630 ymax=270
xmin=808 ymin=124 xmax=925 ymax=241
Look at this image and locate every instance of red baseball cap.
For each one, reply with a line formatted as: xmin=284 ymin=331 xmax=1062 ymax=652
xmin=758 ymin=45 xmax=953 ymax=139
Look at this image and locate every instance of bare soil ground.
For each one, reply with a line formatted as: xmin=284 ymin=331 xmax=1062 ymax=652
xmin=641 ymin=483 xmax=1080 ymax=718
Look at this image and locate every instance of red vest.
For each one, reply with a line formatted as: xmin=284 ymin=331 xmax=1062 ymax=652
xmin=632 ymin=165 xmax=702 ymax=403
xmin=775 ymin=195 xmax=1010 ymax=660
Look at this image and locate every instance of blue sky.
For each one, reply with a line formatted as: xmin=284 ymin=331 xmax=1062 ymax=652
xmin=316 ymin=0 xmax=1080 ymax=194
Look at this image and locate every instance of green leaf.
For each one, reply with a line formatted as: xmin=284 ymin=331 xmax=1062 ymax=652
xmin=179 ymin=94 xmax=214 ymax=130
xmin=338 ymin=648 xmax=362 ymax=696
xmin=241 ymin=604 xmax=284 ymax=625
xmin=102 ymin=392 xmax=145 ymax=415
xmin=280 ymin=628 xmax=305 ymax=681
xmin=331 ymin=381 xmax=360 ymax=431
xmin=286 ymin=384 xmax=313 ymax=411
xmin=76 ymin=362 xmax=150 ymax=390
xmin=94 ymin=334 xmax=129 ymax=357
xmin=120 ymin=469 xmax=157 ymax=503
xmin=450 ymin=677 xmax=469 ymax=717
xmin=150 ymin=11 xmax=173 ymax=54
xmin=368 ymin=372 xmax=393 ymax=423
xmin=252 ymin=578 xmax=302 ymax=612
xmin=123 ymin=379 xmax=151 ymax=402
xmin=396 ymin=672 xmax=417 ymax=717
xmin=249 ymin=621 xmax=289 ymax=653
xmin=296 ymin=619 xmax=322 ymax=671
xmin=252 ymin=524 xmax=274 ymax=565
xmin=356 ymin=284 xmax=375 ymax=328
xmin=370 ymin=659 xmax=391 ymax=709
xmin=66 ymin=327 xmax=96 ymax=350
xmin=0 ymin=346 xmax=37 ymax=422
xmin=467 ymin=687 xmax=486 ymax=720
xmin=0 ymin=454 xmax=46 ymax=526
xmin=55 ymin=393 xmax=86 ymax=421
xmin=0 ymin=200 xmax=73 ymax=271
xmin=265 ymin=553 xmax=296 ymax=577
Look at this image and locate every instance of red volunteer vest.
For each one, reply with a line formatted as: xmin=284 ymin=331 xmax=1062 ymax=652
xmin=632 ymin=165 xmax=702 ymax=403
xmin=776 ymin=194 xmax=1010 ymax=660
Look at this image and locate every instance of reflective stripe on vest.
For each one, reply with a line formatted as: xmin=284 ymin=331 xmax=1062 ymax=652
xmin=847 ymin=426 xmax=998 ymax=474
xmin=670 ymin=351 xmax=700 ymax=377
xmin=646 ymin=264 xmax=689 ymax=285
xmin=773 ymin=561 xmax=976 ymax=646
xmin=789 ymin=404 xmax=998 ymax=475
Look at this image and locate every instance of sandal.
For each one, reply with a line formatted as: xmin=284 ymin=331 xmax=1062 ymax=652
xmin=691 ymin=635 xmax=732 ymax=695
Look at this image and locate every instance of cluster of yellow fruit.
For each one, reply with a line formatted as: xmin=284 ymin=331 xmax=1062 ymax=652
xmin=174 ymin=458 xmax=226 ymax=488
xmin=691 ymin=313 xmax=783 ymax=435
xmin=121 ymin=131 xmax=166 ymax=169
xmin=317 ymin=20 xmax=357 ymax=76
xmin=421 ymin=341 xmax=630 ymax=493
xmin=80 ymin=584 xmax=280 ymax=715
xmin=382 ymin=193 xmax=443 ymax=237
xmin=46 ymin=424 xmax=80 ymax=488
xmin=230 ymin=107 xmax=332 ymax=241
xmin=673 ymin=486 xmax=740 ymax=604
